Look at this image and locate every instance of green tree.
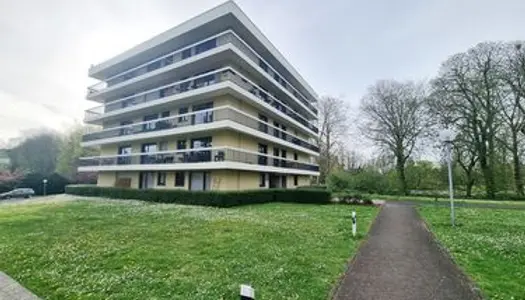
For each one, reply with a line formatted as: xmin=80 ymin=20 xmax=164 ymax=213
xmin=56 ymin=125 xmax=99 ymax=180
xmin=7 ymin=131 xmax=60 ymax=175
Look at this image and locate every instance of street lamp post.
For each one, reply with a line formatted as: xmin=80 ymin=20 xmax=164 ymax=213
xmin=440 ymin=129 xmax=456 ymax=227
xmin=42 ymin=179 xmax=48 ymax=196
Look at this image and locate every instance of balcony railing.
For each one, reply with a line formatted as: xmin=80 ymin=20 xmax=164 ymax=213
xmin=79 ymin=147 xmax=320 ymax=172
xmin=87 ymin=30 xmax=317 ymax=115
xmin=85 ymin=67 xmax=319 ymax=134
xmin=82 ymin=106 xmax=320 ymax=153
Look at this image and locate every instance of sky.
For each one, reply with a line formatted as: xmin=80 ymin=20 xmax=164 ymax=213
xmin=0 ymin=0 xmax=524 ymax=148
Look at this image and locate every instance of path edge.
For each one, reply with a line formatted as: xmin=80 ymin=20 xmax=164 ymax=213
xmin=328 ymin=204 xmax=384 ymax=300
xmin=415 ymin=208 xmax=486 ymax=300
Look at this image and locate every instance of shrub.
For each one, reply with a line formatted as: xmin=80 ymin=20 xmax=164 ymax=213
xmin=327 ymin=169 xmax=390 ymax=194
xmin=65 ymin=185 xmax=332 ymax=207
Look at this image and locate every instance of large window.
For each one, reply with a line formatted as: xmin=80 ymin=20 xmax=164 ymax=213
xmin=258 ymin=114 xmax=268 ymax=133
xmin=258 ymin=143 xmax=268 ymax=165
xmin=195 ymin=38 xmax=216 ymax=54
xmin=177 ymin=139 xmax=186 ymax=150
xmin=175 ymin=172 xmax=185 ymax=187
xmin=143 ymin=114 xmax=158 ymax=131
xmin=191 ymin=137 xmax=212 ymax=149
xmin=192 ymin=102 xmax=213 ymax=125
xmin=294 ymin=175 xmax=298 ymax=186
xmin=140 ymin=143 xmax=157 ymax=164
xmin=259 ymin=173 xmax=266 ymax=187
xmin=189 ymin=172 xmax=211 ymax=191
xmin=117 ymin=145 xmax=132 ymax=165
xmin=119 ymin=120 xmax=133 ymax=136
xmin=189 ymin=137 xmax=212 ymax=162
xmin=178 ymin=107 xmax=189 ymax=122
xmin=182 ymin=48 xmax=192 ymax=59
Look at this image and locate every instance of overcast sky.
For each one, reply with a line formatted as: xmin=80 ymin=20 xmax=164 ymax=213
xmin=0 ymin=0 xmax=524 ymax=147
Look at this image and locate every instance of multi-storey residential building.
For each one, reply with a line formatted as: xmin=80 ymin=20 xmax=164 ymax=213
xmin=78 ymin=1 xmax=320 ymax=191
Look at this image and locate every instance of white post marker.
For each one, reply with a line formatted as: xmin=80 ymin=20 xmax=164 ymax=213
xmin=352 ymin=211 xmax=357 ymax=237
xmin=240 ymin=284 xmax=254 ymax=300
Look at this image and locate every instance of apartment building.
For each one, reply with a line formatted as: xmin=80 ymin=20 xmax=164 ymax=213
xmin=78 ymin=1 xmax=320 ymax=191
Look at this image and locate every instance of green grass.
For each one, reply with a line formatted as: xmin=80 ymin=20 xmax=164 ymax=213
xmin=371 ymin=194 xmax=525 ymax=206
xmin=0 ymin=198 xmax=378 ymax=299
xmin=418 ymin=207 xmax=525 ymax=299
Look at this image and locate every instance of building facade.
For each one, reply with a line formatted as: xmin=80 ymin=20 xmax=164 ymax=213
xmin=79 ymin=1 xmax=320 ymax=191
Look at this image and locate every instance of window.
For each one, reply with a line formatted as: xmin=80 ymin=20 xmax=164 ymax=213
xmin=119 ymin=120 xmax=133 ymax=136
xmin=194 ymin=74 xmax=216 ymax=88
xmin=294 ymin=153 xmax=298 ymax=161
xmin=189 ymin=172 xmax=211 ymax=190
xmin=191 ymin=137 xmax=212 ymax=148
xmin=259 ymin=59 xmax=268 ymax=72
xmin=281 ymin=150 xmax=287 ymax=167
xmin=281 ymin=176 xmax=287 ymax=188
xmin=163 ymin=55 xmax=173 ymax=66
xmin=177 ymin=140 xmax=187 ymax=150
xmin=258 ymin=143 xmax=268 ymax=165
xmin=157 ymin=172 xmax=167 ymax=186
xmin=193 ymin=102 xmax=214 ymax=125
xmin=273 ymin=148 xmax=280 ymax=167
xmin=178 ymin=107 xmax=189 ymax=122
xmin=182 ymin=48 xmax=192 ymax=59
xmin=141 ymin=143 xmax=157 ymax=164
xmin=195 ymin=38 xmax=216 ymax=54
xmin=157 ymin=111 xmax=171 ymax=129
xmin=175 ymin=172 xmax=185 ymax=187
xmin=281 ymin=125 xmax=287 ymax=140
xmin=143 ymin=114 xmax=158 ymax=131
xmin=258 ymin=114 xmax=268 ymax=133
xmin=259 ymin=173 xmax=266 ymax=187
xmin=294 ymin=175 xmax=298 ymax=186
xmin=190 ymin=137 xmax=212 ymax=162
xmin=273 ymin=121 xmax=280 ymax=138
xmin=147 ymin=60 xmax=161 ymax=72
xmin=117 ymin=145 xmax=132 ymax=165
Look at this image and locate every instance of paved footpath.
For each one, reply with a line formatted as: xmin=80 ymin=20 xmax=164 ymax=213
xmin=0 ymin=272 xmax=39 ymax=300
xmin=333 ymin=204 xmax=481 ymax=300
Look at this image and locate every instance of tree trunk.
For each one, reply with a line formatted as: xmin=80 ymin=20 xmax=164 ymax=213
xmin=396 ymin=156 xmax=408 ymax=195
xmin=466 ymin=177 xmax=474 ymax=198
xmin=480 ymin=160 xmax=496 ymax=199
xmin=511 ymin=132 xmax=524 ymax=196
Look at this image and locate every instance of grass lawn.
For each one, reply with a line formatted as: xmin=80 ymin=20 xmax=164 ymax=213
xmin=418 ymin=206 xmax=525 ymax=299
xmin=0 ymin=197 xmax=378 ymax=299
xmin=371 ymin=194 xmax=525 ymax=207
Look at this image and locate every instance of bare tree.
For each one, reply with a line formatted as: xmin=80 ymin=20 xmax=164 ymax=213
xmin=360 ymin=80 xmax=429 ymax=195
xmin=317 ymin=96 xmax=349 ymax=183
xmin=431 ymin=42 xmax=504 ymax=199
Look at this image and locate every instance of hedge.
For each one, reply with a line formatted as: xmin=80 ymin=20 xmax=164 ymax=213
xmin=65 ymin=185 xmax=332 ymax=207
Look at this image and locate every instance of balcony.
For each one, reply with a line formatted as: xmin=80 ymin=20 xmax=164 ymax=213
xmin=85 ymin=67 xmax=319 ymax=134
xmin=82 ymin=106 xmax=320 ymax=153
xmin=78 ymin=147 xmax=320 ymax=173
xmin=87 ymin=30 xmax=317 ymax=116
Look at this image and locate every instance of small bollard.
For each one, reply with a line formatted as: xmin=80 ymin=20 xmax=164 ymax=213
xmin=352 ymin=211 xmax=357 ymax=237
xmin=240 ymin=284 xmax=254 ymax=300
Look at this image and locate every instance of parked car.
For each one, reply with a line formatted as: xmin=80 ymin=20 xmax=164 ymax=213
xmin=0 ymin=188 xmax=35 ymax=200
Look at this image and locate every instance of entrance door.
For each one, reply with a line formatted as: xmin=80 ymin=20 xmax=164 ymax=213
xmin=139 ymin=172 xmax=155 ymax=189
xmin=190 ymin=172 xmax=204 ymax=190
xmin=269 ymin=173 xmax=280 ymax=188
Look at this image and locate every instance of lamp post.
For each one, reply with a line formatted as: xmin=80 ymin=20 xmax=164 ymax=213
xmin=439 ymin=129 xmax=456 ymax=226
xmin=42 ymin=179 xmax=48 ymax=196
